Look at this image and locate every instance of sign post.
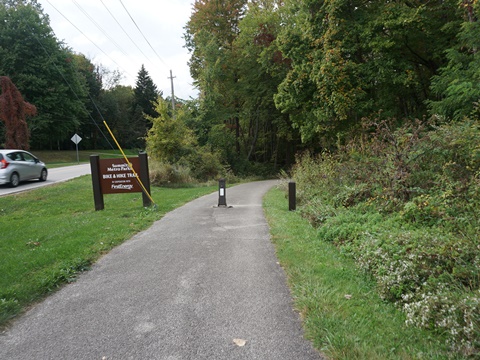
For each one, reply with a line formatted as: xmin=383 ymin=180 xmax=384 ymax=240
xmin=71 ymin=133 xmax=82 ymax=164
xmin=218 ymin=178 xmax=227 ymax=207
xmin=288 ymin=181 xmax=296 ymax=211
xmin=90 ymin=155 xmax=104 ymax=211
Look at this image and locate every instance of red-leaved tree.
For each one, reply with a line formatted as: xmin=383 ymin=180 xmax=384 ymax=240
xmin=0 ymin=76 xmax=36 ymax=150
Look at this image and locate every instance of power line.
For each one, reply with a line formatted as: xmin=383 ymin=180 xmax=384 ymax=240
xmin=118 ymin=0 xmax=169 ymax=68
xmin=72 ymin=0 xmax=129 ymax=58
xmin=43 ymin=0 xmax=186 ymax=99
xmin=46 ymin=0 xmax=134 ymax=79
xmin=33 ymin=34 xmax=115 ymax=150
xmin=99 ymin=0 xmax=158 ymax=71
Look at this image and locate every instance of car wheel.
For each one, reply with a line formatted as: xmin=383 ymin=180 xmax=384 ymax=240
xmin=39 ymin=168 xmax=47 ymax=182
xmin=10 ymin=172 xmax=20 ymax=187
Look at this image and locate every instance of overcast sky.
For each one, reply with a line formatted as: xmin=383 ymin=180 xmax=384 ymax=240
xmin=37 ymin=0 xmax=198 ymax=100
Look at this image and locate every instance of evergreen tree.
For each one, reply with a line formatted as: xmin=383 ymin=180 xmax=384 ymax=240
xmin=130 ymin=65 xmax=161 ymax=148
xmin=133 ymin=65 xmax=160 ymax=118
xmin=429 ymin=1 xmax=480 ymax=120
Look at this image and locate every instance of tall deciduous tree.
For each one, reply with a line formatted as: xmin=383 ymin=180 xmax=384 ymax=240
xmin=235 ymin=0 xmax=300 ymax=167
xmin=184 ymin=0 xmax=473 ymax=173
xmin=185 ymin=0 xmax=248 ymax=167
xmin=98 ymin=85 xmax=135 ymax=148
xmin=0 ymin=0 xmax=89 ymax=149
xmin=73 ymin=54 xmax=105 ymax=149
xmin=274 ymin=0 xmax=459 ymax=145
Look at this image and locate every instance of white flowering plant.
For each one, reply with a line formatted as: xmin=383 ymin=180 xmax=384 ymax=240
xmin=290 ymin=119 xmax=480 ymax=355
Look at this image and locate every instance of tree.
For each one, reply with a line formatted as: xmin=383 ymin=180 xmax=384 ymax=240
xmin=0 ymin=0 xmax=89 ymax=149
xmin=133 ymin=64 xmax=160 ymax=119
xmin=274 ymin=0 xmax=459 ymax=145
xmin=235 ymin=0 xmax=300 ymax=167
xmin=429 ymin=1 xmax=480 ymax=120
xmin=146 ymin=98 xmax=224 ymax=181
xmin=131 ymin=65 xmax=161 ymax=148
xmin=183 ymin=0 xmax=470 ymax=171
xmin=145 ymin=99 xmax=196 ymax=163
xmin=0 ymin=76 xmax=37 ymax=149
xmin=185 ymin=0 xmax=248 ymax=166
xmin=74 ymin=54 xmax=105 ymax=149
xmin=99 ymin=85 xmax=136 ymax=148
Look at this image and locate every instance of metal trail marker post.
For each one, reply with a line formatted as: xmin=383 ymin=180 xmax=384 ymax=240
xmin=288 ymin=181 xmax=296 ymax=211
xmin=71 ymin=133 xmax=82 ymax=164
xmin=218 ymin=178 xmax=227 ymax=207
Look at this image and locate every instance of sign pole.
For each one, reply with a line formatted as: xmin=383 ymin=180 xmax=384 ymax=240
xmin=76 ymin=142 xmax=79 ymax=164
xmin=90 ymin=155 xmax=104 ymax=211
xmin=139 ymin=152 xmax=152 ymax=207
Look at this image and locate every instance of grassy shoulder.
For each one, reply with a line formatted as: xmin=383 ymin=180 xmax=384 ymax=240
xmin=263 ymin=186 xmax=458 ymax=360
xmin=32 ymin=150 xmax=137 ymax=168
xmin=0 ymin=176 xmax=216 ymax=328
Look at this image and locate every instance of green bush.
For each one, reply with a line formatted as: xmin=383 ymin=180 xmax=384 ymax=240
xmin=184 ymin=145 xmax=224 ymax=181
xmin=290 ymin=118 xmax=480 ymax=354
xmin=149 ymin=161 xmax=194 ymax=185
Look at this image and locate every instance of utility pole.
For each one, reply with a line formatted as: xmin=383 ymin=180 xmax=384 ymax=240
xmin=168 ymin=70 xmax=176 ymax=118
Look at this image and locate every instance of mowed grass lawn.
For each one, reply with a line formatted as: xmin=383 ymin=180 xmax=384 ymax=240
xmin=32 ymin=149 xmax=136 ymax=168
xmin=0 ymin=175 xmax=216 ymax=327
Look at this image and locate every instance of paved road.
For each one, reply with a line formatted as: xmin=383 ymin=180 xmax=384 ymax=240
xmin=0 ymin=180 xmax=322 ymax=360
xmin=0 ymin=163 xmax=91 ymax=196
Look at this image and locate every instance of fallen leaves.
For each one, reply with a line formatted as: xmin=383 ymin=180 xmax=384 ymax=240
xmin=233 ymin=338 xmax=247 ymax=347
xmin=26 ymin=241 xmax=41 ymax=248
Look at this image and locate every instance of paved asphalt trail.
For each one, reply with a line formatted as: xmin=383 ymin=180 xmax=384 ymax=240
xmin=0 ymin=180 xmax=322 ymax=360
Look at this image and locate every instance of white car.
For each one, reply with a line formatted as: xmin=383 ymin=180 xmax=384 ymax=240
xmin=0 ymin=149 xmax=48 ymax=187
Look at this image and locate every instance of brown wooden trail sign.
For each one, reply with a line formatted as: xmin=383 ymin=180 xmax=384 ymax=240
xmin=90 ymin=153 xmax=152 ymax=210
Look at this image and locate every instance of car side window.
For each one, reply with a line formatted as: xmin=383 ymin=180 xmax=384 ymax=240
xmin=7 ymin=152 xmax=18 ymax=161
xmin=23 ymin=153 xmax=35 ymax=162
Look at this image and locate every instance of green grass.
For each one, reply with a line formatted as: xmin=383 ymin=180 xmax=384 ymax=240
xmin=32 ymin=150 xmax=138 ymax=167
xmin=0 ymin=176 xmax=216 ymax=327
xmin=263 ymin=187 xmax=459 ymax=360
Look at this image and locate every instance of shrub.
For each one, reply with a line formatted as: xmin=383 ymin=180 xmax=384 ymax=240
xmin=184 ymin=145 xmax=224 ymax=181
xmin=290 ymin=118 xmax=480 ymax=353
xmin=149 ymin=161 xmax=194 ymax=185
